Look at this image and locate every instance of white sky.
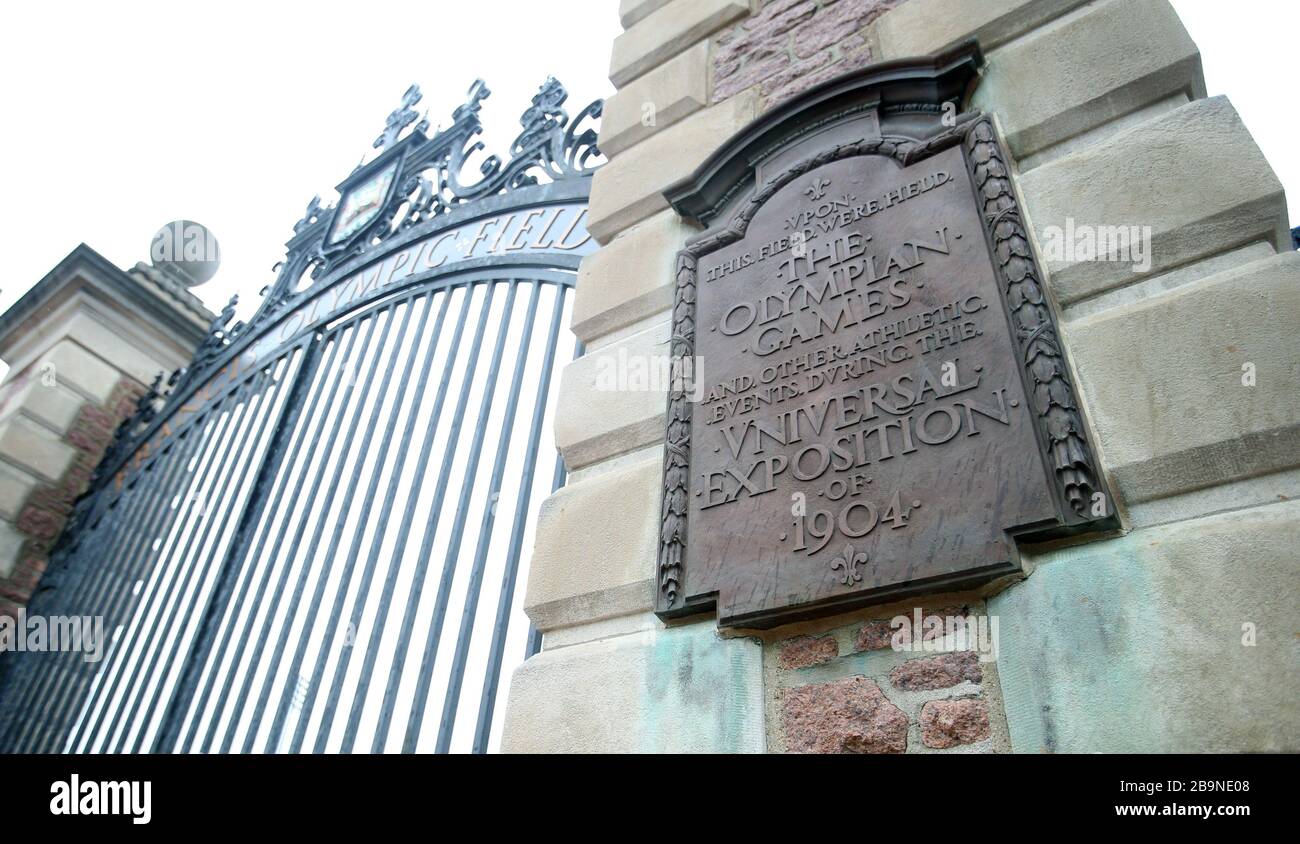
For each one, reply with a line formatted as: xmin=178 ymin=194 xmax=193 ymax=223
xmin=0 ymin=0 xmax=620 ymax=322
xmin=0 ymin=1 xmax=1294 ymax=319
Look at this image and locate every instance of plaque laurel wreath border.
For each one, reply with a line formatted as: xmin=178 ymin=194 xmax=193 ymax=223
xmin=658 ymin=114 xmax=1109 ymax=614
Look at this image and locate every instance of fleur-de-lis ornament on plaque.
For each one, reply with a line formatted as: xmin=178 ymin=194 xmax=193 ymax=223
xmin=804 ymin=177 xmax=831 ymax=201
xmin=829 ymin=543 xmax=869 ymax=586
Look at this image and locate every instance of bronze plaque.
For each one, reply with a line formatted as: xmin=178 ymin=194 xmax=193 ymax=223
xmin=659 ymin=44 xmax=1116 ymax=627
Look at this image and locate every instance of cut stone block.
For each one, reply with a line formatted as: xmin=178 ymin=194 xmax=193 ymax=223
xmin=554 ymin=320 xmax=669 ymax=470
xmin=501 ymin=620 xmax=765 ymax=752
xmin=972 ymin=0 xmax=1204 ymax=160
xmin=38 ymin=340 xmax=120 ymax=405
xmin=610 ymin=0 xmax=749 ymax=88
xmin=601 ymin=41 xmax=710 ymax=157
xmin=1019 ymin=96 xmax=1288 ymax=306
xmin=523 ymin=455 xmax=660 ymax=632
xmin=994 ymin=499 xmax=1300 ymax=752
xmin=0 ymin=414 xmax=78 ymax=483
xmin=875 ymin=0 xmax=1089 ymax=58
xmin=0 ymin=461 xmax=39 ymax=523
xmin=0 ymin=379 xmax=85 ymax=435
xmin=572 ymin=209 xmax=694 ymax=345
xmin=587 ymin=89 xmax=760 ymax=243
xmin=0 ymin=519 xmax=24 ymax=578
xmin=619 ymin=0 xmax=673 ymax=29
xmin=1067 ymin=251 xmax=1300 ymax=504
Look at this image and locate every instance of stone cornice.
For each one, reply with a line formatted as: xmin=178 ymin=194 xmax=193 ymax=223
xmin=0 ymin=244 xmax=213 ymax=360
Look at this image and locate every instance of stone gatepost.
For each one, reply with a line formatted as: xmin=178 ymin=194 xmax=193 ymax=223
xmin=501 ymin=0 xmax=1298 ymax=753
xmin=0 ymin=245 xmax=212 ymax=620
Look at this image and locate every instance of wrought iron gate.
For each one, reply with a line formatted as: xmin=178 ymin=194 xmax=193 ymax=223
xmin=0 ymin=78 xmax=601 ymax=753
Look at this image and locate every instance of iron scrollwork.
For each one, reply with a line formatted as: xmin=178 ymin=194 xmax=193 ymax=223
xmin=69 ymin=76 xmax=603 ymax=539
xmin=262 ymin=76 xmax=602 ymax=302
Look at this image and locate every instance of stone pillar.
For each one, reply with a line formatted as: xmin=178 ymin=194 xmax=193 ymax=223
xmin=501 ymin=0 xmax=1298 ymax=752
xmin=0 ymin=244 xmax=212 ymax=620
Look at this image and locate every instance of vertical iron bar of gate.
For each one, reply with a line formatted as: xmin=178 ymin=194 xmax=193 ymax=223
xmin=523 ymin=334 xmax=584 ymax=662
xmin=435 ymin=280 xmax=541 ymax=752
xmin=48 ymin=393 xmax=234 ymax=750
xmin=0 ymin=425 xmax=191 ymax=751
xmin=152 ymin=336 xmax=326 ymax=752
xmin=100 ymin=364 xmax=283 ymax=749
xmin=119 ymin=357 xmax=298 ymax=752
xmin=308 ymin=292 xmax=436 ymax=752
xmin=259 ymin=300 xmax=403 ymax=752
xmin=402 ymin=280 xmax=519 ymax=752
xmin=364 ymin=284 xmax=479 ymax=751
xmin=72 ymin=371 xmax=263 ymax=752
xmin=35 ymin=414 xmax=218 ymax=752
xmin=366 ymin=282 xmax=497 ymax=751
xmin=284 ymin=294 xmax=420 ymax=753
xmin=181 ymin=332 xmax=346 ymax=753
xmin=334 ymin=289 xmax=453 ymax=752
xmin=231 ymin=314 xmax=376 ymax=753
xmin=22 ymin=381 xmax=251 ymax=753
xmin=469 ymin=281 xmax=567 ymax=753
xmin=4 ymin=470 xmax=147 ymax=749
xmin=0 ymin=429 xmax=183 ymax=749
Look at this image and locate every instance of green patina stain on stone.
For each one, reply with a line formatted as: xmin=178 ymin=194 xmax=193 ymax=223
xmin=993 ymin=531 xmax=1162 ymax=752
xmin=994 ymin=500 xmax=1300 ymax=752
xmin=641 ymin=623 xmax=763 ymax=752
